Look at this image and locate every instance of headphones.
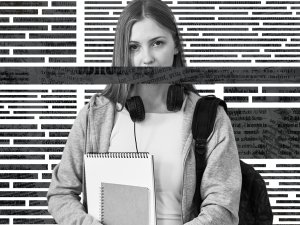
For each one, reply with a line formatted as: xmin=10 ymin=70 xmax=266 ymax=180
xmin=125 ymin=84 xmax=185 ymax=122
xmin=124 ymin=84 xmax=185 ymax=153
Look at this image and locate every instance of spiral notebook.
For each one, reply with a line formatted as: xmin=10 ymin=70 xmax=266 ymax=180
xmin=84 ymin=152 xmax=156 ymax=225
xmin=100 ymin=182 xmax=149 ymax=225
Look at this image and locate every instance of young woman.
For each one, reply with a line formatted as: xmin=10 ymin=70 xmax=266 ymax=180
xmin=47 ymin=0 xmax=242 ymax=225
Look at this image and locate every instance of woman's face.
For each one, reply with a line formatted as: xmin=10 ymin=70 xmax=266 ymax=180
xmin=129 ymin=17 xmax=178 ymax=67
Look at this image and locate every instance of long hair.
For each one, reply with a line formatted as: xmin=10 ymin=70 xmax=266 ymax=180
xmin=112 ymin=0 xmax=185 ymax=67
xmin=105 ymin=0 xmax=196 ymax=110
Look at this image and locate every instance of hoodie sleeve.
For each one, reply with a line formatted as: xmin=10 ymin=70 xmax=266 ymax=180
xmin=47 ymin=105 xmax=102 ymax=225
xmin=185 ymin=106 xmax=242 ymax=225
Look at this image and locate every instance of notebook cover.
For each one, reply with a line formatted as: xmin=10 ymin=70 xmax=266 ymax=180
xmin=84 ymin=153 xmax=156 ymax=225
xmin=101 ymin=182 xmax=149 ymax=225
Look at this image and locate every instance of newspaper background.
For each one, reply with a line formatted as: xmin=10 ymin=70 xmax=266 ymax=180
xmin=0 ymin=0 xmax=300 ymax=224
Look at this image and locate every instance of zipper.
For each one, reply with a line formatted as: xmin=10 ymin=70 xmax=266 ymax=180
xmin=181 ymin=135 xmax=194 ymax=224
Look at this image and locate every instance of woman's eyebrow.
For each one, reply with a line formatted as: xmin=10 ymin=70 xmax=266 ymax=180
xmin=148 ymin=36 xmax=166 ymax=42
xmin=129 ymin=41 xmax=138 ymax=44
xmin=129 ymin=36 xmax=166 ymax=43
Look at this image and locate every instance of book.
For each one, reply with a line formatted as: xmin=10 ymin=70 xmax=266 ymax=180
xmin=100 ymin=182 xmax=149 ymax=225
xmin=84 ymin=152 xmax=156 ymax=225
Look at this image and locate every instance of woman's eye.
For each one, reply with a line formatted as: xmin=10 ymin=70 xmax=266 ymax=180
xmin=153 ymin=40 xmax=163 ymax=47
xmin=129 ymin=44 xmax=139 ymax=51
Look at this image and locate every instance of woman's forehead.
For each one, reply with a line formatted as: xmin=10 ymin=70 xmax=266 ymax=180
xmin=130 ymin=17 xmax=173 ymax=42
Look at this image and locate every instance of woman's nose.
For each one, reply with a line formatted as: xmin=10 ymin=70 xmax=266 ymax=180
xmin=142 ymin=48 xmax=154 ymax=65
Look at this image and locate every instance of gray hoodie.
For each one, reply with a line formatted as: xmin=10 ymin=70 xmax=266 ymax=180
xmin=47 ymin=92 xmax=242 ymax=225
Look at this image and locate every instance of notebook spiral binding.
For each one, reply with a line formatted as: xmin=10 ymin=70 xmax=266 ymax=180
xmin=100 ymin=186 xmax=104 ymax=223
xmin=86 ymin=152 xmax=149 ymax=158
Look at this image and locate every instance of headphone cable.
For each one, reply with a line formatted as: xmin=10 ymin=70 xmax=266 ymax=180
xmin=134 ymin=122 xmax=139 ymax=153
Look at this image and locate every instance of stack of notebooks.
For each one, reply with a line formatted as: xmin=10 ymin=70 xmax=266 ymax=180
xmin=84 ymin=152 xmax=156 ymax=225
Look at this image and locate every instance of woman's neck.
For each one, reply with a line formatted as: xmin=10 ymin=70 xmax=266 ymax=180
xmin=130 ymin=84 xmax=171 ymax=113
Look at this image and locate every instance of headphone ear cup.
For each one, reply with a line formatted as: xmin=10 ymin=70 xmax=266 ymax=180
xmin=125 ymin=96 xmax=145 ymax=122
xmin=167 ymin=84 xmax=184 ymax=112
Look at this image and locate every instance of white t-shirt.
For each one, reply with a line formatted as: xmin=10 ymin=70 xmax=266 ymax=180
xmin=109 ymin=104 xmax=185 ymax=225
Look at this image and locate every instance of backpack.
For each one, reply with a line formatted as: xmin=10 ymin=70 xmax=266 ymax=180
xmin=192 ymin=95 xmax=273 ymax=225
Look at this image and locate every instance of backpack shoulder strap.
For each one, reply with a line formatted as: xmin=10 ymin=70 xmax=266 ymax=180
xmin=192 ymin=95 xmax=227 ymax=147
xmin=192 ymin=95 xmax=227 ymax=212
